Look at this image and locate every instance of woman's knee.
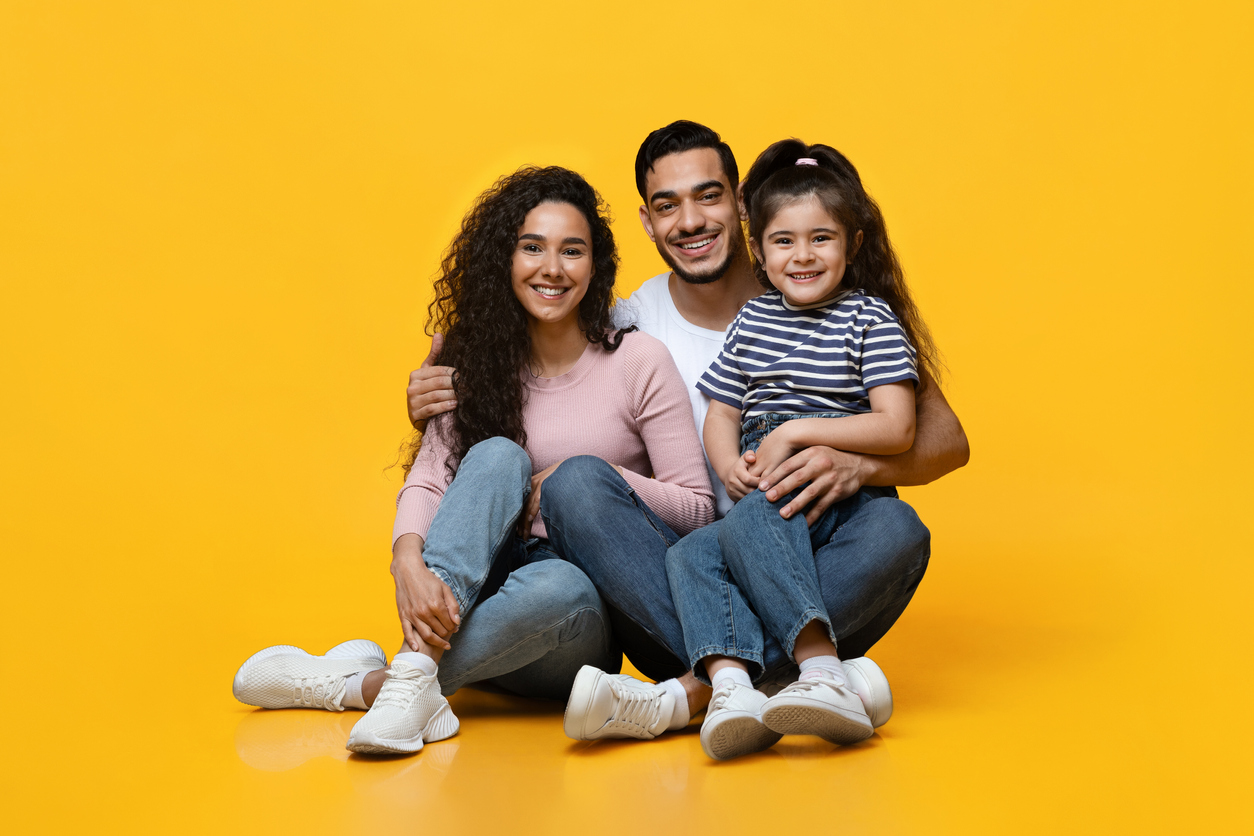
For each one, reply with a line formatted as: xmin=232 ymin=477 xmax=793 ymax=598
xmin=516 ymin=559 xmax=605 ymax=620
xmin=461 ymin=437 xmax=530 ymax=480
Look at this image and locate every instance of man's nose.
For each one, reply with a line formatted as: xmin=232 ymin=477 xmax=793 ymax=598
xmin=677 ymin=200 xmax=705 ymax=234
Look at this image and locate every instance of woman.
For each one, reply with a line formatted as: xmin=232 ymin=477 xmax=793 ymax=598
xmin=232 ymin=166 xmax=714 ymax=755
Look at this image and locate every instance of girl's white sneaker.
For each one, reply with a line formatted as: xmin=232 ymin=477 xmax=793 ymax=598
xmin=232 ymin=639 xmax=387 ymax=711
xmin=761 ymin=675 xmax=875 ymax=745
xmin=699 ymin=682 xmax=782 ymax=760
xmin=345 ymin=662 xmax=459 ymax=755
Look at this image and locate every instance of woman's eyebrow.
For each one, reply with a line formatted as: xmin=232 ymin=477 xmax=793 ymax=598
xmin=519 ymin=233 xmax=546 ymax=241
xmin=562 ymin=237 xmax=587 ymax=245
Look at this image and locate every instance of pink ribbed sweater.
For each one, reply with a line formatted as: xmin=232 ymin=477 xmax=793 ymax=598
xmin=392 ymin=331 xmax=715 ymax=545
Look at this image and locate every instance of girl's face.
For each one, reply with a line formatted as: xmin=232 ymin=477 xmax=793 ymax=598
xmin=753 ymin=195 xmax=862 ymax=307
xmin=511 ymin=201 xmax=594 ymax=329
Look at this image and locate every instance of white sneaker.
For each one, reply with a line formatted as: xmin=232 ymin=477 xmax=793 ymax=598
xmin=760 ymin=656 xmax=894 ymax=728
xmin=563 ymin=665 xmax=674 ymax=740
xmin=699 ymin=682 xmax=782 ymax=761
xmin=761 ymin=674 xmax=875 ymax=745
xmin=842 ymin=657 xmax=893 ymax=728
xmin=232 ymin=639 xmax=387 ymax=711
xmin=345 ymin=662 xmax=459 ymax=755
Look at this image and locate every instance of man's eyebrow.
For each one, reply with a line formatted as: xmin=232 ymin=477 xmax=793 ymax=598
xmin=649 ymin=180 xmax=726 ymax=204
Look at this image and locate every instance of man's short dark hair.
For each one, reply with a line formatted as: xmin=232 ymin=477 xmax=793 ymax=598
xmin=634 ymin=120 xmax=740 ymax=201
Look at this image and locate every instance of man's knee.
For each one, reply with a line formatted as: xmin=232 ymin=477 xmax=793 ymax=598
xmin=541 ymin=455 xmax=622 ymax=517
xmin=867 ymin=498 xmax=931 ymax=573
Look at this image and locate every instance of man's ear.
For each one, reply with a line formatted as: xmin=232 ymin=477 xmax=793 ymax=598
xmin=849 ymin=229 xmax=864 ymax=260
xmin=736 ymin=181 xmax=748 ymax=222
xmin=638 ymin=205 xmax=656 ymax=243
xmin=749 ymin=237 xmax=763 ymax=264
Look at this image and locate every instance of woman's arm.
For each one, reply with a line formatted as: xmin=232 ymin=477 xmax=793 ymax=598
xmin=704 ymin=399 xmax=758 ymax=501
xmin=618 ymin=336 xmax=715 ymax=535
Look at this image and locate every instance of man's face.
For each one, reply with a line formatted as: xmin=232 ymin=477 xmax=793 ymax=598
xmin=638 ymin=148 xmax=746 ymax=285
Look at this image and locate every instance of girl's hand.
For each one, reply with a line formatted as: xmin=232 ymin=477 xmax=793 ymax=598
xmin=722 ymin=453 xmax=759 ymax=502
xmin=391 ymin=540 xmax=460 ymax=652
xmin=748 ymin=423 xmax=803 ymax=488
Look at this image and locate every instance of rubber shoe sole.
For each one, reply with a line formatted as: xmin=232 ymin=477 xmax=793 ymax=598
xmin=345 ymin=703 xmax=460 ymax=755
xmin=761 ymin=698 xmax=874 ymax=745
xmin=701 ymin=710 xmax=782 ymax=761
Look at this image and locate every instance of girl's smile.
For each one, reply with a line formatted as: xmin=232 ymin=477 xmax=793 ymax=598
xmin=753 ymin=196 xmax=862 ymax=307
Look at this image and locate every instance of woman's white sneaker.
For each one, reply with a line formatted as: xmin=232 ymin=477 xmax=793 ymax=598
xmin=699 ymin=682 xmax=782 ymax=760
xmin=761 ymin=675 xmax=875 ymax=745
xmin=563 ymin=665 xmax=674 ymax=740
xmin=345 ymin=662 xmax=459 ymax=755
xmin=232 ymin=639 xmax=387 ymax=711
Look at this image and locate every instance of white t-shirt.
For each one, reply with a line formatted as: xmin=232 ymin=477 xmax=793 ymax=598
xmin=615 ymin=273 xmax=734 ymax=518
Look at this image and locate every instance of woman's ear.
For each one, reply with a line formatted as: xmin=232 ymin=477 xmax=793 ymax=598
xmin=849 ymin=229 xmax=864 ymax=260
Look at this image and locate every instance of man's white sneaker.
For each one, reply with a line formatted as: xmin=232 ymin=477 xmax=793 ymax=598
xmin=563 ymin=665 xmax=674 ymax=740
xmin=232 ymin=639 xmax=387 ymax=712
xmin=700 ymin=682 xmax=782 ymax=761
xmin=761 ymin=675 xmax=875 ymax=745
xmin=345 ymin=662 xmax=459 ymax=755
xmin=842 ymin=657 xmax=893 ymax=728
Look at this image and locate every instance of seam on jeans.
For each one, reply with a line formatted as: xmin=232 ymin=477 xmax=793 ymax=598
xmin=718 ymin=564 xmax=740 ymax=653
xmin=443 ymin=604 xmax=606 ymax=691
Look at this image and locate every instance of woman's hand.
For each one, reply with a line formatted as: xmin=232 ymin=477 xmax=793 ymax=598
xmin=391 ymin=534 xmax=460 ymax=652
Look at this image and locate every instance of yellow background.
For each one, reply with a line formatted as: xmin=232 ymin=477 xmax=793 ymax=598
xmin=2 ymin=1 xmax=1250 ymax=832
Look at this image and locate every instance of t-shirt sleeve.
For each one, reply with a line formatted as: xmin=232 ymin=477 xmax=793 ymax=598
xmin=391 ymin=415 xmax=456 ymax=547
xmin=695 ymin=311 xmax=748 ymax=409
xmin=860 ymin=304 xmax=919 ymax=389
xmin=619 ymin=337 xmax=715 ymax=536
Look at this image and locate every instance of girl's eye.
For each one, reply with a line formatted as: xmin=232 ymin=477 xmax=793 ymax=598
xmin=774 ymin=237 xmax=792 ymax=246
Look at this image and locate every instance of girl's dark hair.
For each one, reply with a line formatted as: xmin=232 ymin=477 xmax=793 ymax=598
xmin=741 ymin=139 xmax=940 ymax=389
xmin=402 ymin=166 xmax=630 ymax=475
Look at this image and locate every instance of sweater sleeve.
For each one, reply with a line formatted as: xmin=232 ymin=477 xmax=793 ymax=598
xmin=391 ymin=416 xmax=456 ymax=547
xmin=618 ymin=334 xmax=716 ymax=535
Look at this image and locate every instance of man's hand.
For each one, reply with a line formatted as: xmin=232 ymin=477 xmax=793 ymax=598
xmin=756 ymin=446 xmax=868 ymax=525
xmin=407 ymin=333 xmax=457 ymax=430
xmin=391 ymin=539 xmax=460 ymax=652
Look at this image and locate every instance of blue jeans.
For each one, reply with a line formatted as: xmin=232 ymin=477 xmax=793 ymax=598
xmin=666 ymin=412 xmax=922 ymax=683
xmin=419 ymin=438 xmax=620 ymax=699
xmin=540 ymin=446 xmax=930 ymax=685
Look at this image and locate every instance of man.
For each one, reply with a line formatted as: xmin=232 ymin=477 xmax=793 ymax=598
xmin=406 ymin=121 xmax=969 ymax=746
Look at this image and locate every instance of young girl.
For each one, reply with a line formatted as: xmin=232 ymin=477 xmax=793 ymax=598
xmin=665 ymin=139 xmax=939 ymax=760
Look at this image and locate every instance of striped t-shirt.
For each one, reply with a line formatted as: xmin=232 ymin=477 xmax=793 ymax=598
xmin=696 ymin=289 xmax=918 ymax=425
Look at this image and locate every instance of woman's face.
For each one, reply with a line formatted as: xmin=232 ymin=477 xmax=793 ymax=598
xmin=511 ymin=201 xmax=594 ymax=329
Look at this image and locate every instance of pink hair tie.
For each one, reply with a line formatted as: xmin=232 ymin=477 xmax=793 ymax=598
xmin=795 ymin=157 xmax=819 ymax=166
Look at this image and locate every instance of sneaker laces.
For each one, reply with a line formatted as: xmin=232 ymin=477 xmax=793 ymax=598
xmin=605 ymin=680 xmax=665 ymax=734
xmin=291 ymin=674 xmax=346 ymax=709
xmin=783 ymin=676 xmax=847 ymax=697
xmin=373 ymin=664 xmax=427 ymax=710
xmin=708 ymin=682 xmax=738 ymax=713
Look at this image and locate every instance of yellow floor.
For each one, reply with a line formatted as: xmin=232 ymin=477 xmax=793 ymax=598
xmin=3 ymin=2 xmax=1251 ymax=832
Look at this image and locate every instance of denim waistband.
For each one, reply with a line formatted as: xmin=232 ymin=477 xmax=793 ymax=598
xmin=740 ymin=411 xmax=851 ymax=454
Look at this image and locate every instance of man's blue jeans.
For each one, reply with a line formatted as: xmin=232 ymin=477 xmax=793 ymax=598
xmin=540 ymin=449 xmax=930 ymax=684
xmin=419 ymin=437 xmax=620 ymax=699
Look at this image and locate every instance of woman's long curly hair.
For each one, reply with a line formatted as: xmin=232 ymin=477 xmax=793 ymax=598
xmin=740 ymin=139 xmax=941 ymax=390
xmin=402 ymin=166 xmax=628 ymax=475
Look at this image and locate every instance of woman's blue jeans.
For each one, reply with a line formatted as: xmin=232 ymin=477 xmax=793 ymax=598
xmin=539 ymin=419 xmax=930 ymax=685
xmin=418 ymin=437 xmax=620 ymax=699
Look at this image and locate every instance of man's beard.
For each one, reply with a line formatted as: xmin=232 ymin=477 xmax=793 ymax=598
xmin=659 ymin=236 xmax=738 ymax=286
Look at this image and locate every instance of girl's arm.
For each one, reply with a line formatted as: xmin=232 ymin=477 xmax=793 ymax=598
xmin=704 ymin=399 xmax=758 ymax=501
xmin=752 ymin=381 xmax=917 ymax=476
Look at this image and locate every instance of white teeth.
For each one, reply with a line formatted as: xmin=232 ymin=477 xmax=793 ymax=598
xmin=678 ymin=236 xmax=716 ymax=250
xmin=534 ymin=286 xmax=567 ymax=297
